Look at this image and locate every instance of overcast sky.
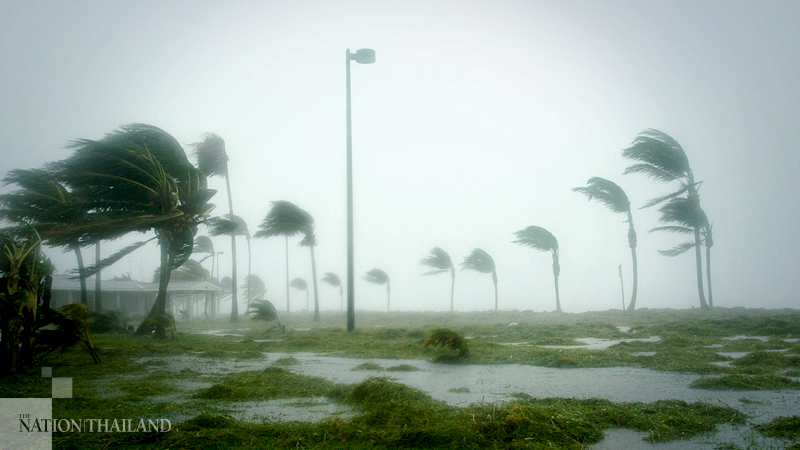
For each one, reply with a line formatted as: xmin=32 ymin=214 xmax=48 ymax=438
xmin=2 ymin=0 xmax=799 ymax=314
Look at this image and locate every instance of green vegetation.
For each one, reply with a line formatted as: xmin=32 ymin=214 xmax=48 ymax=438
xmin=422 ymin=328 xmax=470 ymax=362
xmin=194 ymin=367 xmax=336 ymax=401
xmin=754 ymin=416 xmax=800 ymax=446
xmin=691 ymin=374 xmax=800 ymax=391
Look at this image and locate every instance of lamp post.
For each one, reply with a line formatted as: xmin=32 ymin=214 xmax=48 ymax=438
xmin=346 ymin=48 xmax=375 ymax=332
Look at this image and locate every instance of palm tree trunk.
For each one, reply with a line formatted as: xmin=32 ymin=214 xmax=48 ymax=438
xmin=247 ymin=236 xmax=252 ymax=310
xmin=492 ymin=272 xmax=498 ymax=311
xmin=706 ymin=243 xmax=713 ymax=308
xmin=339 ymin=286 xmax=344 ymax=311
xmin=386 ymin=283 xmax=391 ymax=312
xmin=136 ymin=238 xmax=171 ymax=337
xmin=310 ymin=245 xmax=320 ymax=322
xmin=450 ymin=270 xmax=455 ymax=312
xmin=94 ymin=242 xmax=102 ymax=313
xmin=693 ymin=224 xmax=709 ymax=310
xmin=225 ymin=173 xmax=239 ymax=323
xmin=285 ymin=236 xmax=290 ymax=313
xmin=552 ymin=254 xmax=562 ymax=313
xmin=626 ymin=213 xmax=638 ymax=311
xmin=73 ymin=245 xmax=88 ymax=305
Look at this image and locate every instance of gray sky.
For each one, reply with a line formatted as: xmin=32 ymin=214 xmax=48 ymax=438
xmin=2 ymin=0 xmax=798 ymax=313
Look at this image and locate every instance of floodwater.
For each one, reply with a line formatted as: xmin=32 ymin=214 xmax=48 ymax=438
xmin=125 ymin=350 xmax=800 ymax=448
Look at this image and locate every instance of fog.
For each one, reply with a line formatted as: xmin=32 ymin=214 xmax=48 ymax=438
xmin=1 ymin=0 xmax=798 ymax=313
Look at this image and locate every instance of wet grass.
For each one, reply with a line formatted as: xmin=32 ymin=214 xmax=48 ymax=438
xmin=754 ymin=415 xmax=800 ymax=443
xmin=691 ymin=374 xmax=800 ymax=390
xmin=3 ymin=308 xmax=798 ymax=449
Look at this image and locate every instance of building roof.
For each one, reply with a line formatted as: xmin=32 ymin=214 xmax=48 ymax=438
xmin=51 ymin=275 xmax=221 ymax=293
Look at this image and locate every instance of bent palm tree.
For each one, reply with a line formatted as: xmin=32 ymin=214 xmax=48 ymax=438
xmin=461 ymin=249 xmax=498 ymax=310
xmin=572 ymin=177 xmax=639 ymax=310
xmin=254 ymin=201 xmax=321 ymax=321
xmin=321 ymin=272 xmax=343 ymax=310
xmin=53 ymin=124 xmax=218 ymax=338
xmin=247 ymin=299 xmax=281 ymax=332
xmin=241 ymin=274 xmax=267 ymax=303
xmin=0 ymin=168 xmax=92 ymax=305
xmin=363 ymin=269 xmax=390 ymax=311
xmin=210 ymin=214 xmax=251 ymax=310
xmin=513 ymin=226 xmax=561 ymax=312
xmin=650 ymin=197 xmax=714 ymax=306
xmin=192 ymin=133 xmax=240 ymax=323
xmin=420 ymin=247 xmax=456 ymax=312
xmin=289 ymin=277 xmax=309 ymax=310
xmin=622 ymin=129 xmax=709 ymax=310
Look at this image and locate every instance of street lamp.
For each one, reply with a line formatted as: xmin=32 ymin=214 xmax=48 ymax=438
xmin=346 ymin=48 xmax=375 ymax=332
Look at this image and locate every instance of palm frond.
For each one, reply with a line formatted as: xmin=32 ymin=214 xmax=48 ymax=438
xmin=512 ymin=226 xmax=559 ymax=254
xmin=206 ymin=216 xmax=240 ymax=236
xmin=650 ymin=225 xmax=693 ymax=234
xmin=241 ymin=274 xmax=266 ymax=297
xmin=641 ymin=185 xmax=689 ymax=209
xmin=75 ymin=238 xmax=156 ymax=278
xmin=419 ymin=247 xmax=454 ymax=272
xmin=422 ymin=269 xmax=450 ymax=276
xmin=247 ymin=299 xmax=279 ymax=322
xmin=363 ymin=268 xmax=390 ymax=285
xmin=191 ymin=133 xmax=228 ymax=178
xmin=321 ymin=272 xmax=341 ymax=287
xmin=571 ymin=177 xmax=630 ymax=214
xmin=171 ymin=259 xmax=212 ymax=281
xmin=253 ymin=200 xmax=314 ymax=239
xmin=193 ymin=235 xmax=214 ymax=254
xmin=621 ymin=129 xmax=691 ymax=183
xmin=657 ymin=197 xmax=707 ymax=228
xmin=289 ymin=277 xmax=308 ymax=291
xmin=658 ymin=241 xmax=696 ymax=257
xmin=460 ymin=248 xmax=495 ymax=274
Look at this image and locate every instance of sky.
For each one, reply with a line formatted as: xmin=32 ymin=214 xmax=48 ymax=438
xmin=1 ymin=0 xmax=799 ymax=314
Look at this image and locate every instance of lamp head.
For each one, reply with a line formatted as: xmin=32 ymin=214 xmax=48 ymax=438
xmin=353 ymin=48 xmax=375 ymax=64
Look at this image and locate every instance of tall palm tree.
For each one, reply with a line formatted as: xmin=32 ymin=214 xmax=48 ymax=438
xmin=321 ymin=272 xmax=343 ymax=310
xmin=460 ymin=248 xmax=498 ymax=310
xmin=572 ymin=177 xmax=639 ymax=311
xmin=254 ymin=201 xmax=321 ymax=321
xmin=52 ymin=124 xmax=219 ymax=338
xmin=0 ymin=168 xmax=92 ymax=305
xmin=622 ymin=129 xmax=710 ymax=310
xmin=650 ymin=197 xmax=714 ymax=307
xmin=192 ymin=133 xmax=240 ymax=322
xmin=289 ymin=277 xmax=309 ymax=310
xmin=513 ymin=226 xmax=561 ymax=312
xmin=209 ymin=214 xmax=251 ymax=310
xmin=420 ymin=247 xmax=456 ymax=312
xmin=363 ymin=268 xmax=390 ymax=312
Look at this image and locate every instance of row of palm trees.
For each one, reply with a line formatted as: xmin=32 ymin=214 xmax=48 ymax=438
xmin=0 ymin=125 xmax=714 ymax=339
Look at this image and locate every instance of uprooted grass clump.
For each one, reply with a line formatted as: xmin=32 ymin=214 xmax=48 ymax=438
xmin=690 ymin=374 xmax=800 ymax=390
xmin=422 ymin=328 xmax=470 ymax=363
xmin=754 ymin=415 xmax=800 ymax=443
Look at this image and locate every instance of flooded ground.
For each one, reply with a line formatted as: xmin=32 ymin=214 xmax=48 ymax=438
xmin=123 ymin=349 xmax=800 ymax=449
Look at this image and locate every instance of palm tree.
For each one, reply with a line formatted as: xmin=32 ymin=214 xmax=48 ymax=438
xmin=622 ymin=129 xmax=710 ymax=310
xmin=460 ymin=248 xmax=498 ymax=310
xmin=289 ymin=277 xmax=309 ymax=310
xmin=254 ymin=201 xmax=321 ymax=321
xmin=321 ymin=272 xmax=343 ymax=310
xmin=241 ymin=274 xmax=267 ymax=303
xmin=650 ymin=197 xmax=714 ymax=307
xmin=52 ymin=124 xmax=219 ymax=338
xmin=363 ymin=268 xmax=391 ymax=311
xmin=193 ymin=236 xmax=216 ymax=275
xmin=419 ymin=247 xmax=456 ymax=312
xmin=192 ymin=133 xmax=240 ymax=322
xmin=209 ymin=213 xmax=251 ymax=312
xmin=513 ymin=226 xmax=561 ymax=312
xmin=0 ymin=168 xmax=92 ymax=305
xmin=247 ymin=299 xmax=281 ymax=333
xmin=572 ymin=177 xmax=639 ymax=311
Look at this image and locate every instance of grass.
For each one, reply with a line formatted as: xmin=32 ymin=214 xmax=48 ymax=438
xmin=3 ymin=308 xmax=799 ymax=449
xmin=691 ymin=374 xmax=800 ymax=390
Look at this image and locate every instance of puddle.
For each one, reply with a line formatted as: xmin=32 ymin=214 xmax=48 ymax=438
xmin=717 ymin=352 xmax=750 ymax=359
xmin=616 ymin=326 xmax=631 ymax=333
xmin=630 ymin=352 xmax=656 ymax=357
xmin=195 ymin=329 xmax=246 ymax=337
xmin=542 ymin=336 xmax=661 ymax=351
xmin=227 ymin=397 xmax=356 ymax=423
xmin=723 ymin=335 xmax=771 ymax=342
xmin=497 ymin=342 xmax=530 ymax=347
xmin=785 ymin=338 xmax=800 ymax=343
